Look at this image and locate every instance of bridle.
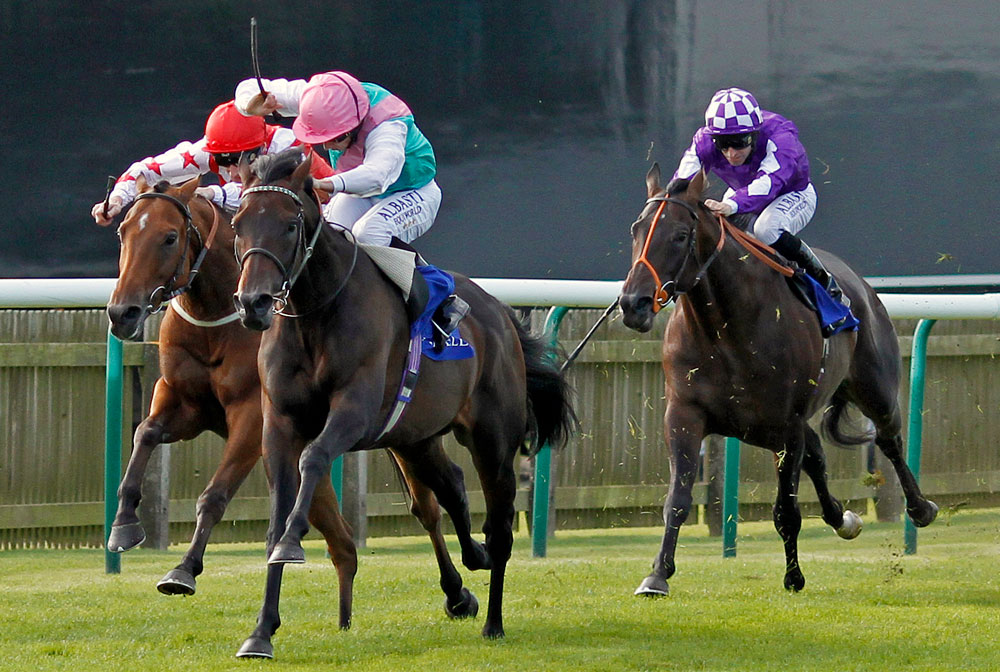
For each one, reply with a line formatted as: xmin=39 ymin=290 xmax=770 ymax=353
xmin=236 ymin=184 xmax=357 ymax=317
xmin=126 ymin=191 xmax=222 ymax=314
xmin=629 ymin=194 xmax=726 ymax=312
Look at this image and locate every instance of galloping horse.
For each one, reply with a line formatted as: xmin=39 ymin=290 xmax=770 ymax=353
xmin=106 ymin=176 xmax=506 ymax=630
xmin=231 ymin=148 xmax=574 ymax=658
xmin=618 ymin=165 xmax=937 ymax=596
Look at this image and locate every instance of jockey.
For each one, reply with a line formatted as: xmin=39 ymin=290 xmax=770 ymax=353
xmin=91 ymin=101 xmax=334 ymax=226
xmin=671 ymin=87 xmax=846 ymax=305
xmin=234 ymin=70 xmax=469 ymax=342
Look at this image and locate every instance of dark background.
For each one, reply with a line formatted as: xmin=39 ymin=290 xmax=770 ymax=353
xmin=2 ymin=0 xmax=998 ymax=280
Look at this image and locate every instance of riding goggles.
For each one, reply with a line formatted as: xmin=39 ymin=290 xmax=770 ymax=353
xmin=212 ymin=147 xmax=263 ymax=168
xmin=712 ymin=133 xmax=757 ymax=150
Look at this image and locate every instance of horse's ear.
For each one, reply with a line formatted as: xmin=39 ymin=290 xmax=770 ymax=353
xmin=290 ymin=149 xmax=313 ymax=187
xmin=176 ymin=176 xmax=200 ymax=202
xmin=645 ymin=162 xmax=661 ymax=198
xmin=135 ymin=174 xmax=150 ymax=194
xmin=687 ymin=169 xmax=708 ymax=200
xmin=238 ymin=153 xmax=255 ymax=186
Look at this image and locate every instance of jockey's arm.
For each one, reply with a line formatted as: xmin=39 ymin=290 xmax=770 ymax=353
xmin=234 ymin=78 xmax=307 ymax=117
xmin=317 ymin=120 xmax=407 ymax=198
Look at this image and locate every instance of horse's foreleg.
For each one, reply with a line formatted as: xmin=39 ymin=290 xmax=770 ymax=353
xmin=635 ymin=405 xmax=702 ymax=597
xmin=773 ymin=430 xmax=806 ymax=592
xmin=108 ymin=379 xmax=192 ymax=553
xmin=158 ymin=399 xmax=262 ymax=596
xmin=801 ymin=426 xmax=862 ymax=539
xmin=272 ymin=394 xmax=373 ymax=565
xmin=308 ymin=477 xmax=356 ymax=630
xmin=236 ymin=406 xmax=299 ymax=659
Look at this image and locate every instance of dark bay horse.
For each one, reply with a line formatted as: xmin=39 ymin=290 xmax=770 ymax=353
xmin=231 ymin=148 xmax=574 ymax=658
xmin=106 ymin=176 xmax=498 ymax=630
xmin=618 ymin=165 xmax=938 ymax=596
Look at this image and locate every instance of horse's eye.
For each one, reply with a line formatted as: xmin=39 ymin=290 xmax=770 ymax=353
xmin=164 ymin=231 xmax=178 ymax=246
xmin=673 ymin=229 xmax=689 ymax=243
xmin=287 ymin=220 xmax=298 ymax=234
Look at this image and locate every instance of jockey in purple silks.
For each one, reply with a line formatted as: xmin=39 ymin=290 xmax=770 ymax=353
xmin=672 ymin=87 xmax=846 ymax=305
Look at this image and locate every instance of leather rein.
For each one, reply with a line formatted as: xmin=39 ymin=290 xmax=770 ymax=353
xmin=129 ymin=192 xmax=223 ymax=314
xmin=237 ymin=184 xmax=357 ymax=318
xmin=630 ymin=194 xmax=793 ymax=312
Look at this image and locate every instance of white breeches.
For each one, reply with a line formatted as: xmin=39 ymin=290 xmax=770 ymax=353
xmin=727 ymin=183 xmax=816 ymax=244
xmin=322 ymin=179 xmax=442 ymax=246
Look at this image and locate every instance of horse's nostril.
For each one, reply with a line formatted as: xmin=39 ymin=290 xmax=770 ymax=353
xmin=252 ymin=295 xmax=273 ymax=314
xmin=122 ymin=306 xmax=142 ymax=321
xmin=635 ymin=296 xmax=653 ymax=313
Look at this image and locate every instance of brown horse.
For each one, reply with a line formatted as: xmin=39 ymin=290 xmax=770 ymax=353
xmin=105 ymin=176 xmax=498 ymax=630
xmin=618 ymin=165 xmax=937 ymax=596
xmin=231 ymin=148 xmax=574 ymax=658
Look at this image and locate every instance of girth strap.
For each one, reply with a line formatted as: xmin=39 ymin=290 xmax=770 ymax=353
xmin=376 ymin=332 xmax=423 ymax=440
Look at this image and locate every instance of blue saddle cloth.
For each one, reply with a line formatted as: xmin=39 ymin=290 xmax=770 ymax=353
xmin=799 ymin=274 xmax=860 ymax=337
xmin=412 ymin=265 xmax=474 ymax=361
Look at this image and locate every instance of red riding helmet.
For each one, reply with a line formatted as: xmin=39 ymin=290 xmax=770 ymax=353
xmin=204 ymin=101 xmax=266 ymax=153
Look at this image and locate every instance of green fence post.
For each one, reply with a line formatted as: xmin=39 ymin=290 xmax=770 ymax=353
xmin=532 ymin=305 xmax=569 ymax=558
xmin=904 ymin=318 xmax=936 ymax=555
xmin=104 ymin=328 xmax=123 ymax=574
xmin=722 ymin=437 xmax=740 ymax=557
xmin=330 ymin=456 xmax=343 ymax=504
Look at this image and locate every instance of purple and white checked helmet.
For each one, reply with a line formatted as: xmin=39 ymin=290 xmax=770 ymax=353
xmin=703 ymin=88 xmax=763 ymax=135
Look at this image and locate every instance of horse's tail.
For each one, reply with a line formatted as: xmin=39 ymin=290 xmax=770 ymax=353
xmin=821 ymin=388 xmax=876 ymax=447
xmin=508 ymin=307 xmax=577 ymax=455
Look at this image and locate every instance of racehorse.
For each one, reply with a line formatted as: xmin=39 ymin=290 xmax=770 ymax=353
xmin=618 ymin=165 xmax=938 ymax=596
xmin=231 ymin=148 xmax=574 ymax=658
xmin=105 ymin=176 xmax=503 ymax=630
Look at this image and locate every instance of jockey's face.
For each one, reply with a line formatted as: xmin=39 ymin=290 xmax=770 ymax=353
xmin=321 ymin=131 xmax=353 ymax=153
xmin=721 ymin=145 xmax=752 ymax=166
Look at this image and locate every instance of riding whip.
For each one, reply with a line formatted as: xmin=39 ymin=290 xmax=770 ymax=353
xmin=250 ymin=17 xmax=283 ymax=122
xmin=559 ymin=298 xmax=619 ymax=373
xmin=102 ymin=175 xmax=116 ymax=219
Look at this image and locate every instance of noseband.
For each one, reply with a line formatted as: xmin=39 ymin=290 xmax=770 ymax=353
xmin=629 ymin=195 xmax=726 ymax=312
xmin=237 ymin=184 xmax=357 ymax=317
xmin=129 ymin=191 xmax=221 ymax=313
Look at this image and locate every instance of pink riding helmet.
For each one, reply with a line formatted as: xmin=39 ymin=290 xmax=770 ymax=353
xmin=292 ymin=71 xmax=370 ymax=144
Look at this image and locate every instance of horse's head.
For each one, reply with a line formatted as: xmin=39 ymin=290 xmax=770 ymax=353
xmin=108 ymin=176 xmax=204 ymax=340
xmin=619 ymin=164 xmax=708 ymax=332
xmin=232 ymin=147 xmax=320 ymax=331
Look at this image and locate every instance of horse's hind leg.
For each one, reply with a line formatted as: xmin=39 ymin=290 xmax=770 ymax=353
xmin=308 ymin=476 xmax=356 ymax=630
xmin=392 ymin=441 xmax=483 ymax=620
xmin=157 ymin=398 xmax=263 ymax=595
xmin=801 ymin=426 xmax=862 ymax=539
xmin=773 ymin=428 xmax=806 ymax=592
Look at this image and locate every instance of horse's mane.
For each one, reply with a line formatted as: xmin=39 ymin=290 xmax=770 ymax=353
xmin=665 ymin=177 xmax=690 ymax=197
xmin=252 ymin=147 xmax=314 ymax=190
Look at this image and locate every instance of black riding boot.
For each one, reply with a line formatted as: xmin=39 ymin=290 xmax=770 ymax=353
xmin=772 ymin=231 xmax=849 ymax=307
xmin=390 ymin=237 xmax=470 ymax=350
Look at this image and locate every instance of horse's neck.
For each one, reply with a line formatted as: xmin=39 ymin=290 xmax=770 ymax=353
xmin=682 ymin=218 xmax=785 ymax=340
xmin=176 ymin=204 xmax=240 ymax=318
xmin=288 ymin=223 xmax=365 ymax=315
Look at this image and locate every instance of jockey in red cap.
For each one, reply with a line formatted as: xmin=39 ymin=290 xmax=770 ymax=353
xmin=91 ymin=101 xmax=333 ymax=226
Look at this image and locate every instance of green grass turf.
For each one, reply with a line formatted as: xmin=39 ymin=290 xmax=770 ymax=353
xmin=1 ymin=508 xmax=997 ymax=671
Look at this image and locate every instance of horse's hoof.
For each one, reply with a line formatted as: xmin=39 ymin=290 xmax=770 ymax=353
xmin=462 ymin=542 xmax=492 ymax=571
xmin=836 ymin=510 xmax=863 ymax=539
xmin=633 ymin=575 xmax=669 ymax=597
xmin=157 ymin=568 xmax=196 ymax=596
xmin=445 ymin=588 xmax=480 ymax=619
xmin=107 ymin=523 xmax=146 ymax=553
xmin=235 ymin=637 xmax=274 ymax=659
xmin=784 ymin=570 xmax=805 ymax=592
xmin=908 ymin=499 xmax=939 ymax=528
xmin=268 ymin=542 xmax=306 ymax=565
xmin=481 ymin=622 xmax=505 ymax=639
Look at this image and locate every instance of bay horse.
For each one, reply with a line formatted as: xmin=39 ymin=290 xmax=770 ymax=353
xmin=618 ymin=165 xmax=938 ymax=596
xmin=231 ymin=148 xmax=574 ymax=658
xmin=105 ymin=176 xmax=503 ymax=630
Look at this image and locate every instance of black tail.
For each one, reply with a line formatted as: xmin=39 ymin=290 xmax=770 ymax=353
xmin=821 ymin=389 xmax=876 ymax=447
xmin=507 ymin=307 xmax=577 ymax=455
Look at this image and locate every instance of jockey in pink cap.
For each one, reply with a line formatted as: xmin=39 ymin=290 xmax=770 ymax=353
xmin=234 ymin=71 xmax=468 ymax=346
xmin=92 ymin=101 xmax=333 ymax=226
